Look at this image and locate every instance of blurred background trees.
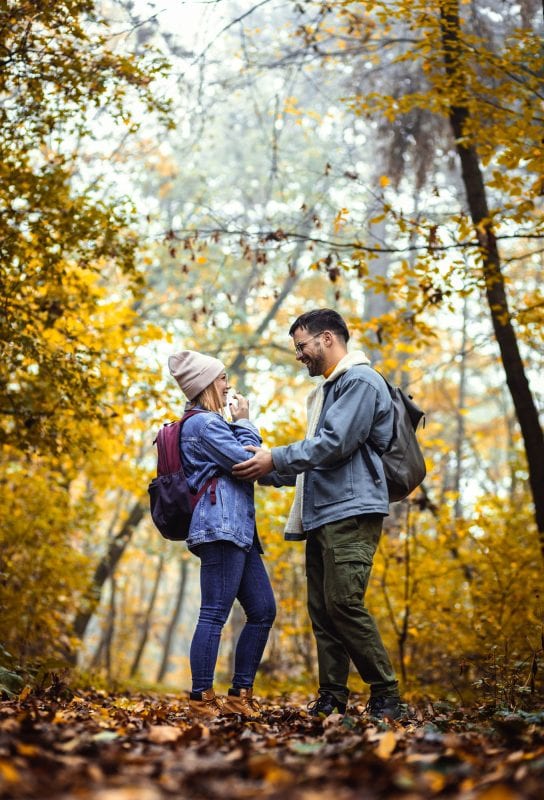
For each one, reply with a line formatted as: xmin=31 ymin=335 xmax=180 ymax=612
xmin=1 ymin=0 xmax=542 ymax=708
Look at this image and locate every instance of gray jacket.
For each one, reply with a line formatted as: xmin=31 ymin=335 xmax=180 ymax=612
xmin=270 ymin=365 xmax=394 ymax=539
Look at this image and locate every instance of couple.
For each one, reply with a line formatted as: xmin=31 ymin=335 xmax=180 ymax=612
xmin=168 ymin=308 xmax=401 ymax=721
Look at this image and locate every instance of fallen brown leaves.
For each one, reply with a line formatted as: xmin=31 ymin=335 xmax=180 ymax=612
xmin=1 ymin=683 xmax=543 ymax=800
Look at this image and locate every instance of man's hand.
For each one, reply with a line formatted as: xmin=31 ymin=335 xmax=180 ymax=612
xmin=232 ymin=446 xmax=274 ymax=480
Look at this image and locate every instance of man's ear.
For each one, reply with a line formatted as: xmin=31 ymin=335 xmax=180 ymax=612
xmin=321 ymin=330 xmax=334 ymax=348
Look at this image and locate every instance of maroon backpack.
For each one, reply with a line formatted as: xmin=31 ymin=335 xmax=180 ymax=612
xmin=148 ymin=409 xmax=217 ymax=541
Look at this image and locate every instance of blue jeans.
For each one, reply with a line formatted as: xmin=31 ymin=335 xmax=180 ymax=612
xmin=190 ymin=540 xmax=276 ymax=692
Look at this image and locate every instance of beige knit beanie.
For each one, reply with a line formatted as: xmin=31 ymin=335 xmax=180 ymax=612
xmin=168 ymin=350 xmax=226 ymax=400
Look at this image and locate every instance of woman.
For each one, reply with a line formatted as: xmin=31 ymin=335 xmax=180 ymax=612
xmin=168 ymin=350 xmax=276 ymax=719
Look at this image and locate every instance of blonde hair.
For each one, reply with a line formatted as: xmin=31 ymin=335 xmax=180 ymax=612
xmin=191 ymin=381 xmax=225 ymax=415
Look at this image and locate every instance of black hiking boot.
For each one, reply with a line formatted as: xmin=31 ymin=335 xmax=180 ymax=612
xmin=307 ymin=691 xmax=346 ymax=718
xmin=366 ymin=694 xmax=402 ymax=720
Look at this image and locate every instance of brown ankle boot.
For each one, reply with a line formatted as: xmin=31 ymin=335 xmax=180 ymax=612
xmin=188 ymin=688 xmax=225 ymax=719
xmin=223 ymin=688 xmax=261 ymax=719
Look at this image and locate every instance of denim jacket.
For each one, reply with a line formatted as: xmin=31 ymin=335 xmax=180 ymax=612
xmin=269 ymin=365 xmax=394 ymax=538
xmin=179 ymin=408 xmax=262 ymax=551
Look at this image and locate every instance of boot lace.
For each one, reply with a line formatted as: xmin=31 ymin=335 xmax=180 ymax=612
xmin=307 ymin=692 xmax=336 ymax=714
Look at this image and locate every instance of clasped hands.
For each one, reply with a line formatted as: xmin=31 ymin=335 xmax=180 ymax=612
xmin=232 ymin=446 xmax=274 ymax=481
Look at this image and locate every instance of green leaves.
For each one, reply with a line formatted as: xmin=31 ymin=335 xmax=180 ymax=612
xmin=0 ymin=1 xmax=168 ymax=457
xmin=0 ymin=1 xmax=170 ymax=666
xmin=0 ymin=667 xmax=24 ymax=698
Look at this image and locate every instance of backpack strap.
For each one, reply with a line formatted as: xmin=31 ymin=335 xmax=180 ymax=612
xmin=192 ymin=476 xmax=218 ymax=507
xmin=361 ymin=444 xmax=383 ymax=488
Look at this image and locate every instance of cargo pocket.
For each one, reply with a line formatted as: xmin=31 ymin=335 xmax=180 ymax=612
xmin=329 ymin=543 xmax=373 ymax=605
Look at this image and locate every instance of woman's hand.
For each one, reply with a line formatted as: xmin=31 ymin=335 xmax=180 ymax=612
xmin=229 ymin=392 xmax=250 ymax=421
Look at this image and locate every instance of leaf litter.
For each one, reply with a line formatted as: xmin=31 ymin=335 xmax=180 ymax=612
xmin=0 ymin=682 xmax=543 ymax=799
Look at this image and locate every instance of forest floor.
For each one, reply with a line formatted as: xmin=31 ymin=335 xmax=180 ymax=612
xmin=1 ymin=680 xmax=543 ymax=800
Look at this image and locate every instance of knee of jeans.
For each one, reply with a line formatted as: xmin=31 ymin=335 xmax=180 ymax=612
xmin=265 ymin=599 xmax=277 ymax=626
xmin=248 ymin=599 xmax=276 ymax=627
xmin=198 ymin=604 xmax=230 ymax=627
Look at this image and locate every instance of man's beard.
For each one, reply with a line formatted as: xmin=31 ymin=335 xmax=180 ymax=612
xmin=304 ymin=347 xmax=325 ymax=377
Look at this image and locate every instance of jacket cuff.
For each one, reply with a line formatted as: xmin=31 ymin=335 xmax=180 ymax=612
xmin=271 ymin=445 xmax=288 ymax=472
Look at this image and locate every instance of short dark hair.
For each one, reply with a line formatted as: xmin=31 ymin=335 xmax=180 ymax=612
xmin=288 ymin=309 xmax=350 ymax=342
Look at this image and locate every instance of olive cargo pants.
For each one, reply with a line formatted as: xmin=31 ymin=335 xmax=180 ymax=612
xmin=305 ymin=514 xmax=399 ymax=705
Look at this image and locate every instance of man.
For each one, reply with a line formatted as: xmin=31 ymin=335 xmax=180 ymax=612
xmin=232 ymin=308 xmax=401 ymax=720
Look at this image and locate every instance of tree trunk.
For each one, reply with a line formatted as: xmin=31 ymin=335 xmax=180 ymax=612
xmin=90 ymin=576 xmax=117 ymax=677
xmin=156 ymin=556 xmax=190 ymax=684
xmin=363 ymin=216 xmax=394 ymax=355
xmin=130 ymin=553 xmax=165 ymax=678
xmin=440 ymin=0 xmax=544 ymax=555
xmin=89 ymin=622 xmax=106 ymax=670
xmin=453 ymin=293 xmax=468 ymax=520
xmin=104 ymin=577 xmax=117 ymax=681
xmin=450 ymin=294 xmax=475 ymax=581
xmin=72 ymin=500 xmax=146 ymax=650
